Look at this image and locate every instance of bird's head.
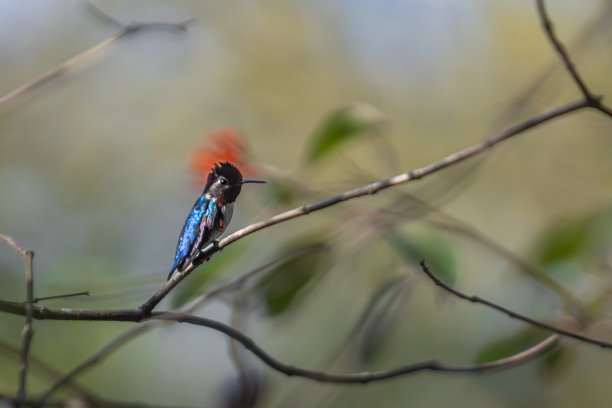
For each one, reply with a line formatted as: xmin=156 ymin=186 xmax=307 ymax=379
xmin=205 ymin=162 xmax=265 ymax=203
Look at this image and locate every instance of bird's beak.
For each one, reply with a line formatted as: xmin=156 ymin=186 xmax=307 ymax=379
xmin=241 ymin=179 xmax=266 ymax=184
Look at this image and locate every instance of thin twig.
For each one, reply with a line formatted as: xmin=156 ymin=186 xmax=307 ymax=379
xmin=151 ymin=311 xmax=559 ymax=383
xmin=536 ymin=0 xmax=612 ymax=117
xmin=17 ymin=250 xmax=34 ymax=406
xmin=0 ymin=17 xmax=193 ymax=110
xmin=1 ymin=235 xmax=36 ymax=406
xmin=0 ymin=233 xmax=27 ymax=255
xmin=33 ymin=291 xmax=90 ymax=303
xmin=419 ymin=260 xmax=612 ymax=349
xmin=535 ymin=0 xmax=594 ymax=99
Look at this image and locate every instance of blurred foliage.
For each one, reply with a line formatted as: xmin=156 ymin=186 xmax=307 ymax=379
xmin=532 ymin=217 xmax=594 ymax=268
xmin=356 ymin=277 xmax=412 ymax=362
xmin=531 ymin=210 xmax=612 ymax=275
xmin=255 ymin=234 xmax=329 ymax=315
xmin=305 ymin=103 xmax=386 ymax=164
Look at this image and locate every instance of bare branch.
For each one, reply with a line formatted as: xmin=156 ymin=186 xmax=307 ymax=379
xmin=1 ymin=234 xmax=36 ymax=405
xmin=151 ymin=311 xmax=559 ymax=383
xmin=536 ymin=0 xmax=612 ymax=117
xmin=0 ymin=16 xmax=193 ymax=110
xmin=419 ymin=260 xmax=612 ymax=349
xmin=535 ymin=0 xmax=594 ymax=99
xmin=17 ymin=250 xmax=34 ymax=406
xmin=0 ymin=233 xmax=28 ymax=256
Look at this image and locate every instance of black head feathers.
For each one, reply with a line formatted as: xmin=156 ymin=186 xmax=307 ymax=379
xmin=213 ymin=162 xmax=243 ymax=184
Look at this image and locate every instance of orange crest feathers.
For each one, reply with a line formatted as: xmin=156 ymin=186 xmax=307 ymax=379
xmin=189 ymin=127 xmax=257 ymax=186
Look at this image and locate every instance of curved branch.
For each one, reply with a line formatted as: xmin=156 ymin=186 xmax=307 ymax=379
xmin=419 ymin=260 xmax=612 ymax=349
xmin=150 ymin=312 xmax=559 ymax=383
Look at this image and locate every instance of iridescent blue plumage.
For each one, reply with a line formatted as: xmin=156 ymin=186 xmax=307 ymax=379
xmin=167 ymin=161 xmax=265 ymax=280
xmin=168 ymin=196 xmax=220 ymax=277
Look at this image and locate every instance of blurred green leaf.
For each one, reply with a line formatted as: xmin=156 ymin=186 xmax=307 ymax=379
xmin=474 ymin=327 xmax=547 ymax=363
xmin=306 ymin=103 xmax=386 ymax=163
xmin=389 ymin=231 xmax=457 ymax=286
xmin=532 ymin=218 xmax=592 ymax=268
xmin=171 ymin=240 xmax=248 ymax=308
xmin=256 ymin=234 xmax=329 ymax=316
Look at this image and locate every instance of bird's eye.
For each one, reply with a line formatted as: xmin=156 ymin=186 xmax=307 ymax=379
xmin=219 ymin=178 xmax=227 ymax=185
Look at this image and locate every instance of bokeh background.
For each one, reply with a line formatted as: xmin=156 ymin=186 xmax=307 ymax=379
xmin=1 ymin=0 xmax=612 ymax=407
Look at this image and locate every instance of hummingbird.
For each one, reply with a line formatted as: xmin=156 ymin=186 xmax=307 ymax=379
xmin=168 ymin=162 xmax=265 ymax=280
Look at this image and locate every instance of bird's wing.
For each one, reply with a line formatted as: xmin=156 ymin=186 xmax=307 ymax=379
xmin=168 ymin=197 xmax=208 ymax=279
xmin=184 ymin=200 xmax=220 ymax=268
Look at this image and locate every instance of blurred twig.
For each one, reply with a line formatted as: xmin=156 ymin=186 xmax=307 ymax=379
xmin=0 ymin=7 xmax=193 ymax=110
xmin=1 ymin=234 xmax=35 ymax=406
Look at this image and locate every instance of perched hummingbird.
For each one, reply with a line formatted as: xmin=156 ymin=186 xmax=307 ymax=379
xmin=168 ymin=162 xmax=265 ymax=280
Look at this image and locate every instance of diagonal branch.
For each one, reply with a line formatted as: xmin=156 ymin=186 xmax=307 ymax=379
xmin=0 ymin=15 xmax=193 ymax=110
xmin=151 ymin=312 xmax=559 ymax=383
xmin=139 ymin=98 xmax=589 ymax=314
xmin=535 ymin=0 xmax=594 ymax=99
xmin=419 ymin=260 xmax=612 ymax=349
xmin=536 ymin=0 xmax=612 ymax=117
